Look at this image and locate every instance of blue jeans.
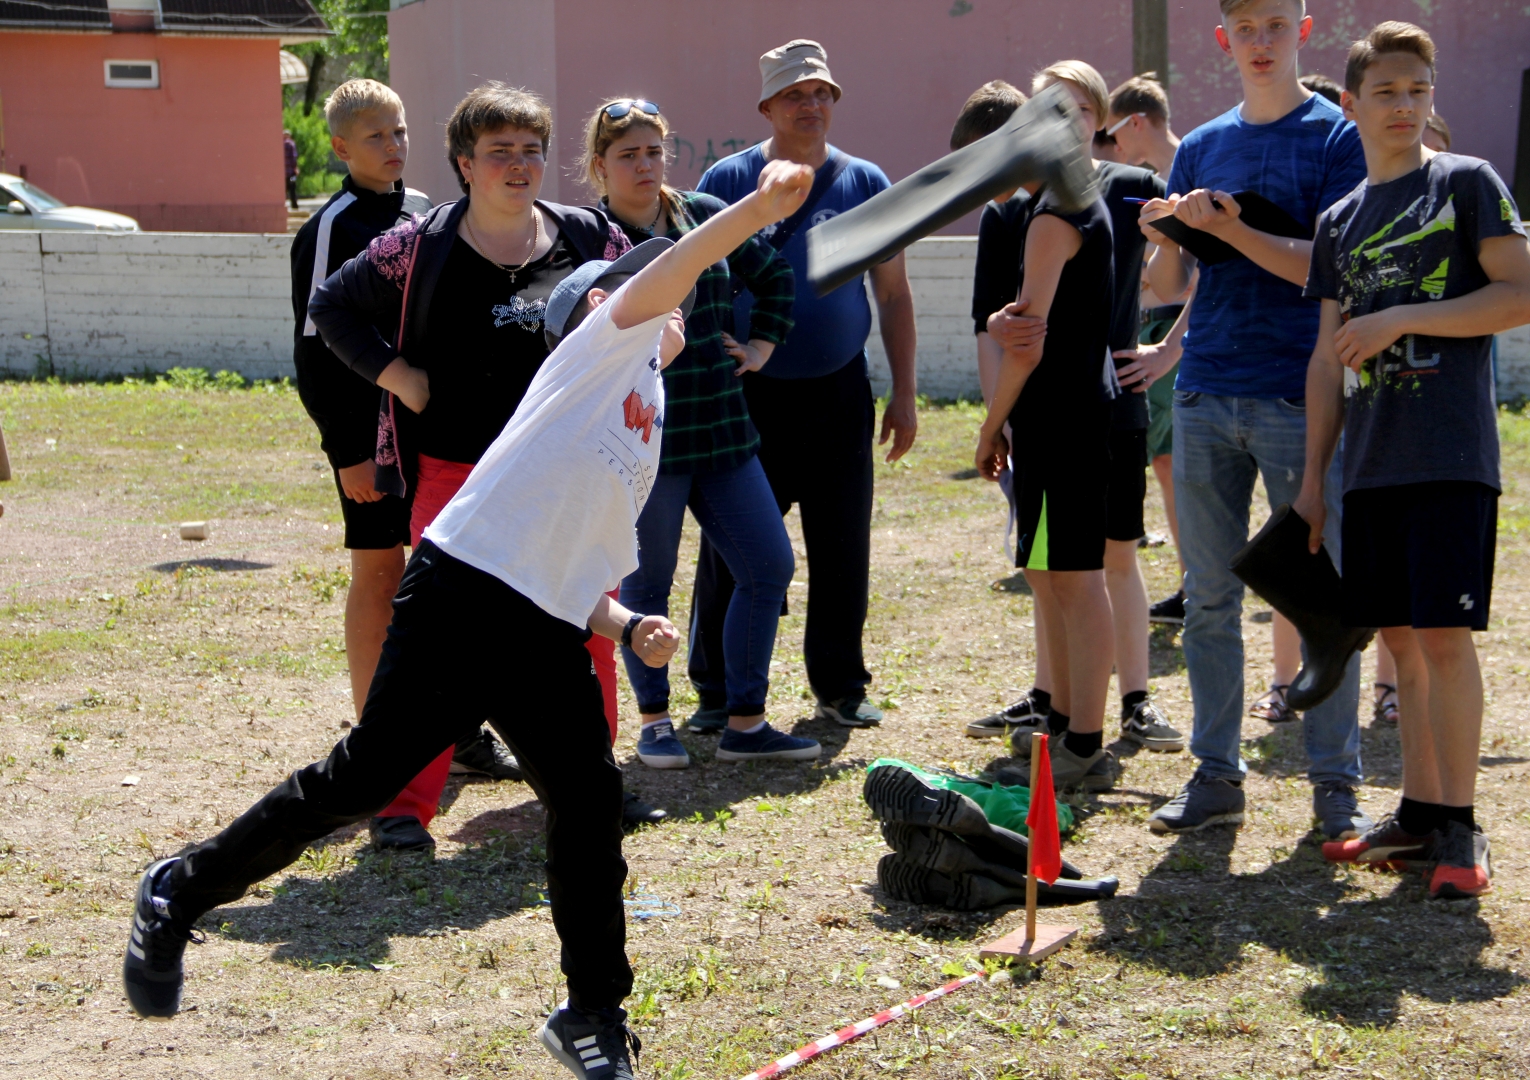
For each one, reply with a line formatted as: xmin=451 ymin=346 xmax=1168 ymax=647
xmin=1172 ymin=392 xmax=1361 ymax=786
xmin=619 ymin=457 xmax=793 ymax=716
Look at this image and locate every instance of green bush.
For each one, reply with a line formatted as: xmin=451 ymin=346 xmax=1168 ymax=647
xmin=282 ymin=104 xmax=339 ymax=198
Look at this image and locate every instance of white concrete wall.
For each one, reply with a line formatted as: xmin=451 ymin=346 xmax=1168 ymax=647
xmin=0 ymin=231 xmax=293 ymax=381
xmin=6 ymin=228 xmax=1528 ymax=406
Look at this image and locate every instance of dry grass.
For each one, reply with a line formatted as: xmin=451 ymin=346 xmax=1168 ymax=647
xmin=0 ymin=379 xmax=1528 ymax=1079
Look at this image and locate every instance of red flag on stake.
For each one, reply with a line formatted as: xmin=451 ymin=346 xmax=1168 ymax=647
xmin=1026 ymin=733 xmax=1062 ymax=886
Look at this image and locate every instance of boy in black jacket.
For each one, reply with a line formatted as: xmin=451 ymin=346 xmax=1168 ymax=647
xmin=291 ymin=80 xmax=521 ymax=834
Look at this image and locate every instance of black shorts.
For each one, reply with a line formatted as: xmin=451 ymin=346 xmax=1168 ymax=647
xmin=1341 ymin=481 xmax=1497 ymax=630
xmin=1015 ymin=440 xmax=1109 ymax=572
xmin=1105 ymin=427 xmax=1147 ymax=542
xmin=332 ymin=469 xmax=410 ymax=551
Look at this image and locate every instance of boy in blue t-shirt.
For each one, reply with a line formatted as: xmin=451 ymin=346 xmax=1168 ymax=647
xmin=1293 ymin=22 xmax=1530 ymax=900
xmin=1137 ymin=0 xmax=1370 ymax=839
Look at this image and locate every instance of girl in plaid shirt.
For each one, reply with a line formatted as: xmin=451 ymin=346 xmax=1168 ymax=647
xmin=580 ymin=98 xmax=820 ymax=767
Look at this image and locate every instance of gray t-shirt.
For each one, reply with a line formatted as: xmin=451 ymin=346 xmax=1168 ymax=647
xmin=1306 ymin=153 xmax=1524 ymax=494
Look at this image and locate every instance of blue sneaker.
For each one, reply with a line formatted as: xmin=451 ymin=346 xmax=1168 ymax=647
xmin=636 ymin=720 xmax=690 ymax=769
xmin=715 ymin=722 xmax=821 ymax=762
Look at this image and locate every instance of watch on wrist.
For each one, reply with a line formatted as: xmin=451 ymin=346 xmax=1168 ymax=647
xmin=621 ymin=613 xmax=645 ymax=649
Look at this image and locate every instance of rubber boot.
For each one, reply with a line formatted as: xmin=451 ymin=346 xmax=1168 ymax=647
xmin=806 ymin=83 xmax=1096 ymax=295
xmin=1229 ymin=504 xmax=1375 ymax=711
xmin=879 ymin=823 xmax=1118 ymax=902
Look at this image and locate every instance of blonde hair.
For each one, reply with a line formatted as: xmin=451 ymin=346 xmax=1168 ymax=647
xmin=1344 ymin=21 xmax=1437 ymax=94
xmin=1032 ymin=61 xmax=1109 ymax=131
xmin=578 ymin=100 xmax=687 ymax=228
xmin=324 ymin=79 xmax=404 ymax=138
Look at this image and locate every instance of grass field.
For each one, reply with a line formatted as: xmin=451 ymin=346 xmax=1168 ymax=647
xmin=1 ymin=377 xmax=1528 ymax=1079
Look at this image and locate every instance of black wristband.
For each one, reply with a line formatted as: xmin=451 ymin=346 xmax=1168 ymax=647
xmin=621 ymin=613 xmax=645 ymax=649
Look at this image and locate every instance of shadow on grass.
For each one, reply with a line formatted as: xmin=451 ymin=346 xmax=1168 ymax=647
xmin=1093 ymin=829 xmax=1523 ymax=1026
xmin=151 ymin=558 xmax=273 ymax=573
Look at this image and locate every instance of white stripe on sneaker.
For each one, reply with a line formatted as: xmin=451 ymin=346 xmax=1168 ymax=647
xmin=573 ymin=1035 xmax=598 ymax=1049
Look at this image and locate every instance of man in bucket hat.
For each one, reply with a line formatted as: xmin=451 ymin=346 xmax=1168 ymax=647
xmin=688 ymin=38 xmax=919 ymax=733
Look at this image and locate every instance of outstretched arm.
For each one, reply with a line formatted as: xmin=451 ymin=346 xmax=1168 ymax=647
xmin=610 ymin=161 xmax=813 ymax=330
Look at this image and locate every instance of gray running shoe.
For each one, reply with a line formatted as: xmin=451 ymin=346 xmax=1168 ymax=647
xmin=1148 ymin=776 xmax=1245 ymax=834
xmin=965 ymin=692 xmax=1049 ymax=739
xmin=815 ymin=695 xmax=884 ymax=728
xmin=685 ymin=703 xmax=729 ymax=733
xmin=1048 ymin=740 xmax=1121 ymax=793
xmin=1121 ymin=699 xmax=1185 ymax=752
xmin=1429 ymin=820 xmax=1492 ymax=899
xmin=1312 ymin=781 xmax=1373 ymax=841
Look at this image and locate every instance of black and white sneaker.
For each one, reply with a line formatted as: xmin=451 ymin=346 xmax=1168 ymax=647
xmin=452 ymin=729 xmax=524 ymax=781
xmin=540 ymin=1001 xmax=640 ymax=1080
xmin=964 ymin=691 xmax=1049 ymax=739
xmin=1121 ymin=699 xmax=1185 ymax=752
xmin=122 ymin=857 xmax=200 ymax=1018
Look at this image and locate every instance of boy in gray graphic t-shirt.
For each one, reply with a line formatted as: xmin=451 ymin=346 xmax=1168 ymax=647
xmin=1294 ymin=21 xmax=1530 ymax=902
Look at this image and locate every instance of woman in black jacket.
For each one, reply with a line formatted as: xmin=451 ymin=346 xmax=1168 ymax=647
xmin=309 ymin=82 xmax=640 ymax=849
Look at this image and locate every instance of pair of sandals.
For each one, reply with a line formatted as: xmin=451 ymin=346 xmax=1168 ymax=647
xmin=1249 ymin=682 xmax=1400 ymax=726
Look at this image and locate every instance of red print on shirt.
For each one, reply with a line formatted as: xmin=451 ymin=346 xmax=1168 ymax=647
xmin=623 ymin=390 xmax=658 ymax=444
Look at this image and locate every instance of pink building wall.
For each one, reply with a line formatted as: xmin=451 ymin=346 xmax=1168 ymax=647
xmin=391 ymin=0 xmax=1529 ymax=227
xmin=0 ymin=33 xmax=287 ymax=233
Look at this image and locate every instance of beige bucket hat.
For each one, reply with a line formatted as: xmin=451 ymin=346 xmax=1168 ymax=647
xmin=758 ymin=39 xmax=843 ymax=106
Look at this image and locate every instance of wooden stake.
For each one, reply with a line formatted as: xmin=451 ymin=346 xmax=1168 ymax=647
xmin=978 ymin=730 xmax=1078 ymax=966
xmin=1026 ymin=731 xmax=1041 ymax=942
xmin=0 ymin=419 xmax=11 ymax=482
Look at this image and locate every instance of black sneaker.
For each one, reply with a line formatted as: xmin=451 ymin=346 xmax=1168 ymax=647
xmin=965 ymin=691 xmax=1049 ymax=739
xmin=1312 ymin=781 xmax=1373 ymax=841
xmin=1121 ymin=699 xmax=1185 ymax=752
xmin=814 ymin=695 xmax=884 ymax=728
xmin=122 ymin=858 xmax=200 ymax=1018
xmin=1149 ymin=589 xmax=1186 ymax=625
xmin=1430 ymin=820 xmax=1492 ymax=899
xmin=539 ymin=1001 xmax=640 ymax=1080
xmin=369 ymin=815 xmax=435 ymax=852
xmin=622 ymin=790 xmax=666 ymax=832
xmin=451 ymin=729 xmax=524 ymax=781
xmin=685 ymin=703 xmax=729 ymax=733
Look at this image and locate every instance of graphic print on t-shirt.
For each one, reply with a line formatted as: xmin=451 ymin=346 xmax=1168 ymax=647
xmin=491 ymin=295 xmax=547 ymax=330
xmin=599 ymin=370 xmax=664 ymax=511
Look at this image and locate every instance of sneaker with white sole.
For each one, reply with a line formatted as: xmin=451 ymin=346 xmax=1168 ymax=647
xmin=122 ymin=858 xmax=201 ymax=1018
xmin=451 ymin=729 xmax=524 ymax=781
xmin=1321 ymin=812 xmax=1437 ymax=869
xmin=715 ymin=722 xmax=820 ymax=762
xmin=1121 ymin=700 xmax=1184 ymax=752
xmin=539 ymin=1001 xmax=640 ymax=1080
xmin=965 ymin=692 xmax=1049 ymax=739
xmin=815 ymin=696 xmax=884 ymax=728
xmin=636 ymin=720 xmax=690 ymax=769
xmin=1147 ymin=775 xmax=1245 ymax=834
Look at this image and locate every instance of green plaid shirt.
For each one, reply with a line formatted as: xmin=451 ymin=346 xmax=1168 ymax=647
xmin=610 ymin=191 xmax=794 ymax=474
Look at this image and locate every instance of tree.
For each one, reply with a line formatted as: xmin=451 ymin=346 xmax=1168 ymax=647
xmin=286 ymin=0 xmax=390 ymax=115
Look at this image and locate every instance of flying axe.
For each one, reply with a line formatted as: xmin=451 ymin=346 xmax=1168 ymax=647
xmin=805 ymin=83 xmax=1095 ymax=296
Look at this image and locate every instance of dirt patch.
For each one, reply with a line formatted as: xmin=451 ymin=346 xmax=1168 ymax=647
xmin=0 ymin=384 xmax=1527 ymax=1078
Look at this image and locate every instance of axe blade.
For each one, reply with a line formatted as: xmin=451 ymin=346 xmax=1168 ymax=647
xmin=805 ymin=83 xmax=1095 ymax=297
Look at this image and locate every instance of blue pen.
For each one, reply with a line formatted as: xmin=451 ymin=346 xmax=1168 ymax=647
xmin=1122 ymin=197 xmax=1152 ymax=204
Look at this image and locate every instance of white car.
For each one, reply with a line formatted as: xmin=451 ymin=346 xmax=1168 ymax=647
xmin=0 ymin=173 xmax=139 ymax=231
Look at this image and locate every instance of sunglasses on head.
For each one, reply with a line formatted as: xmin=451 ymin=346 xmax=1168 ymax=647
xmin=602 ymin=99 xmax=661 ymax=121
xmin=1105 ymin=111 xmax=1145 ymax=137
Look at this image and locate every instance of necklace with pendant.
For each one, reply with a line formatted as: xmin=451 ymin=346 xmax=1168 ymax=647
xmin=465 ymin=208 xmax=541 ymax=283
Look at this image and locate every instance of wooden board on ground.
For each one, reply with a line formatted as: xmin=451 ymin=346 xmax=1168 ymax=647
xmin=980 ymin=924 xmax=1078 ymax=965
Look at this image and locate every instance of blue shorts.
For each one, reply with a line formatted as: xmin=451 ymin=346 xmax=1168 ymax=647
xmin=1341 ymin=481 xmax=1496 ymax=630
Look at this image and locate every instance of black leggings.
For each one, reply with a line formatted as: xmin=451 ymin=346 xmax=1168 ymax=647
xmin=167 ymin=541 xmax=631 ymax=1012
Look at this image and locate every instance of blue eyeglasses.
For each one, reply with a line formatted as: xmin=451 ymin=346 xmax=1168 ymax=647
xmin=602 ymin=99 xmax=662 ymax=121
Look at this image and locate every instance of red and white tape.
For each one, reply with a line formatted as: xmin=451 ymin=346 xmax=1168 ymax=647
xmin=736 ymin=972 xmax=985 ymax=1080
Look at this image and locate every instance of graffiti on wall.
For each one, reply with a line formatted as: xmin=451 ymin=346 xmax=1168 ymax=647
xmin=672 ymin=136 xmax=758 ymax=180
